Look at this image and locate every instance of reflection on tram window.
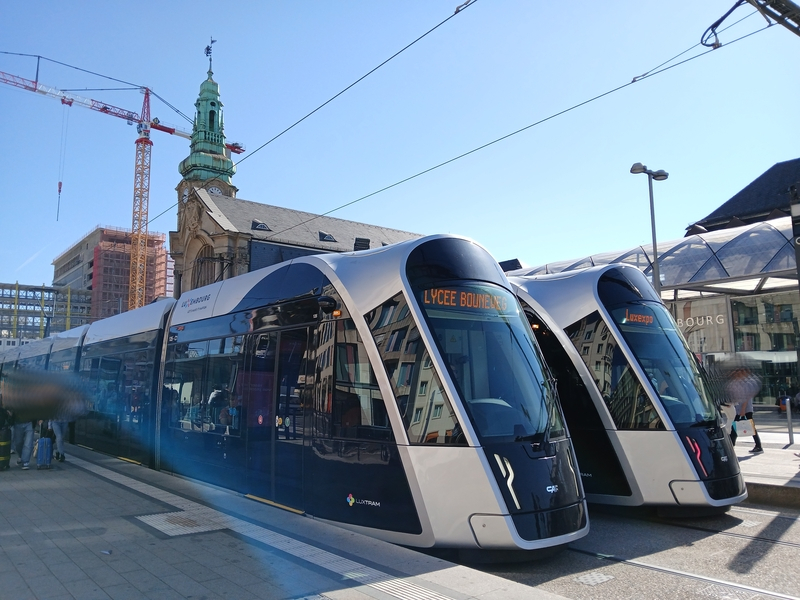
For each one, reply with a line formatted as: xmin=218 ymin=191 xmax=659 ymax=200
xmin=313 ymin=319 xmax=393 ymax=441
xmin=164 ymin=336 xmax=245 ymax=435
xmin=566 ymin=311 xmax=664 ymax=430
xmin=368 ymin=293 xmax=464 ymax=445
xmin=607 ymin=304 xmax=717 ymax=427
xmin=417 ymin=284 xmax=564 ymax=444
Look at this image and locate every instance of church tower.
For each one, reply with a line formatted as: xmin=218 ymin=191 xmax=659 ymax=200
xmin=177 ymin=51 xmax=238 ymax=202
xmin=171 ymin=46 xmax=246 ymax=298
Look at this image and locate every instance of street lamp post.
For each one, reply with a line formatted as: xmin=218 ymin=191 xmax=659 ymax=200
xmin=630 ymin=162 xmax=668 ymax=298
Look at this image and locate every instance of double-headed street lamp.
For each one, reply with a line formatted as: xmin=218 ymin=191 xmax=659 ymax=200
xmin=630 ymin=162 xmax=668 ymax=298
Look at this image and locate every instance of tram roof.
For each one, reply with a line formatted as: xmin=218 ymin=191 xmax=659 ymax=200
xmin=508 ymin=216 xmax=797 ymax=298
xmin=83 ymin=298 xmax=176 ymax=346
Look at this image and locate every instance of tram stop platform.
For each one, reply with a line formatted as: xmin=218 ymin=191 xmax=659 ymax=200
xmin=1 ymin=411 xmax=799 ymax=600
xmin=0 ymin=444 xmax=570 ymax=600
xmin=733 ymin=406 xmax=800 ymax=509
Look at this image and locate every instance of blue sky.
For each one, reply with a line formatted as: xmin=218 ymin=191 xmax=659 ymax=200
xmin=1 ymin=1 xmax=799 ymax=286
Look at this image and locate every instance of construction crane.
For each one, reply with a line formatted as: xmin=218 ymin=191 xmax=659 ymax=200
xmin=0 ymin=68 xmax=244 ymax=310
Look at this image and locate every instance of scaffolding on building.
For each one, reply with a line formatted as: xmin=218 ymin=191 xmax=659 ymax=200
xmin=0 ymin=282 xmax=92 ymax=341
xmin=90 ymin=228 xmax=171 ymax=320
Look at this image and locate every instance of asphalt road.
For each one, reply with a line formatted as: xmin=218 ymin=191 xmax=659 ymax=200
xmin=473 ymin=502 xmax=800 ymax=599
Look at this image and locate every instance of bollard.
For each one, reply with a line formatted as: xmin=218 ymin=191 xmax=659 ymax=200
xmin=787 ymin=397 xmax=794 ymax=446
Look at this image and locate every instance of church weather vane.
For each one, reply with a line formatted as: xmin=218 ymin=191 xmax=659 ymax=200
xmin=205 ymin=37 xmax=217 ymax=70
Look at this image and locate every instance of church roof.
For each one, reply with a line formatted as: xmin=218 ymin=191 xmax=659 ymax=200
xmin=199 ymin=190 xmax=423 ymax=252
xmin=692 ymin=158 xmax=800 ymax=231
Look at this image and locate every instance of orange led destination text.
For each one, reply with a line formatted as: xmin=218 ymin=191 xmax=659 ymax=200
xmin=423 ymin=288 xmax=508 ymax=311
xmin=625 ymin=308 xmax=654 ymax=325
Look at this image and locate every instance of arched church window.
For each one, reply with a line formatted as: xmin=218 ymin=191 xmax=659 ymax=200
xmin=193 ymin=245 xmax=216 ymax=289
xmin=209 ymin=110 xmax=216 ymax=132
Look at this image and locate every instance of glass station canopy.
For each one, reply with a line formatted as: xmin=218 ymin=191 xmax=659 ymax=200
xmin=511 ymin=217 xmax=798 ymax=299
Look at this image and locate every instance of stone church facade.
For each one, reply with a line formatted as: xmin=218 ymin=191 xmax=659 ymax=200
xmin=169 ymin=67 xmax=420 ymax=298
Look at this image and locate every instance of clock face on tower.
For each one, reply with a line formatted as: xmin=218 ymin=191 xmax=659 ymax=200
xmin=208 ymin=186 xmax=222 ymax=195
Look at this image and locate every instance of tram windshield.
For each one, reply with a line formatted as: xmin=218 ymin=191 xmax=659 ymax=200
xmin=608 ymin=302 xmax=718 ymax=426
xmin=416 ymin=283 xmax=563 ymax=443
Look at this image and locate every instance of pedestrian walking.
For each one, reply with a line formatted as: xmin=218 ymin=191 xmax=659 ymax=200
xmin=726 ymin=367 xmax=763 ymax=453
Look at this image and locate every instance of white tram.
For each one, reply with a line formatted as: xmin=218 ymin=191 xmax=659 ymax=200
xmin=1 ymin=235 xmax=589 ymax=552
xmin=508 ymin=264 xmax=746 ymax=511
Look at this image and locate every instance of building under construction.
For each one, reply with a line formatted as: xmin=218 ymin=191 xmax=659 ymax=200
xmin=0 ymin=282 xmax=92 ymax=343
xmin=52 ymin=225 xmax=173 ymax=322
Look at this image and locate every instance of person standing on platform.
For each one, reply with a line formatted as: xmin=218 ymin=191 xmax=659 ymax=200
xmin=11 ymin=413 xmax=34 ymax=470
xmin=50 ymin=419 xmax=67 ymax=462
xmin=727 ymin=367 xmax=763 ymax=453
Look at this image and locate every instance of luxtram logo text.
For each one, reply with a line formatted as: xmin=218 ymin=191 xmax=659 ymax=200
xmin=346 ymin=493 xmax=380 ymax=508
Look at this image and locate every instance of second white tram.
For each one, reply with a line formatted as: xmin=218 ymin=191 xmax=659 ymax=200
xmin=508 ymin=264 xmax=746 ymax=511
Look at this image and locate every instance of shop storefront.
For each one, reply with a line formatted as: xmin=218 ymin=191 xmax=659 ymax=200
xmin=668 ymin=290 xmax=800 ymax=405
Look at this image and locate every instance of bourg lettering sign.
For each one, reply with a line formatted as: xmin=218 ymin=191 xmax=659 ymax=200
xmin=676 ymin=314 xmax=725 ymax=328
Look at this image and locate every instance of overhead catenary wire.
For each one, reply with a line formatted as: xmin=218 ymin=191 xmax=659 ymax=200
xmin=154 ymin=6 xmax=774 ymax=277
xmin=232 ymin=0 xmax=479 ymax=170
xmin=0 ymin=51 xmax=194 ymax=124
xmin=251 ymin=13 xmax=773 ymax=242
xmin=4 ymin=3 xmax=481 ymax=298
xmin=6 ymin=5 xmax=772 ymax=285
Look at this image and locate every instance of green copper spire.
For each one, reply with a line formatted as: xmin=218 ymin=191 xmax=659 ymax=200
xmin=179 ymin=49 xmax=236 ymax=186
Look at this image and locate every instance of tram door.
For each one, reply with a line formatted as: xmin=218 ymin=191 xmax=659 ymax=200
xmin=245 ymin=328 xmax=310 ymax=510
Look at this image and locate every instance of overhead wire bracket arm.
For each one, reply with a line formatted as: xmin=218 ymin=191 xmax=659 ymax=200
xmin=744 ymin=0 xmax=800 ymax=36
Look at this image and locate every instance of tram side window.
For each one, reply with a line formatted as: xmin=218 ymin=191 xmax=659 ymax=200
xmin=48 ymin=348 xmax=78 ymax=373
xmin=207 ymin=336 xmax=244 ymax=434
xmin=79 ymin=349 xmax=155 ymax=419
xmin=565 ymin=311 xmax=664 ymax=430
xmin=164 ymin=341 xmax=208 ymax=432
xmin=97 ymin=358 xmax=122 ymax=415
xmin=164 ymin=337 xmax=244 ymax=435
xmin=367 ymin=293 xmax=464 ymax=445
xmin=331 ymin=319 xmax=392 ymax=441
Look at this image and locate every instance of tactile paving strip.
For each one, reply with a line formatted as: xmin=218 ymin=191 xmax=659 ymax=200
xmin=137 ymin=509 xmax=228 ymax=536
xmin=697 ymin=583 xmax=759 ymax=599
xmin=71 ymin=456 xmax=456 ymax=600
xmin=574 ymin=571 xmax=614 ymax=586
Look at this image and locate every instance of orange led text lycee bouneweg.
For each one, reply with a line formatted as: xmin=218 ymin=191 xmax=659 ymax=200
xmin=422 ymin=288 xmax=508 ymax=311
